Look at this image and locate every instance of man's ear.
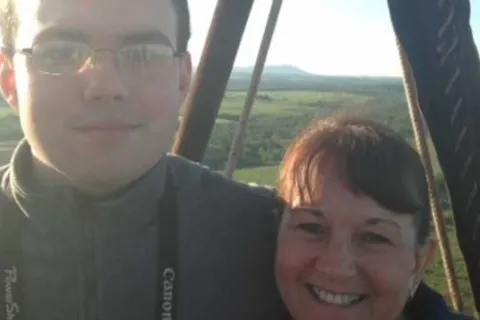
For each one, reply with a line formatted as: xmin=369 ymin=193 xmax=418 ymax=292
xmin=412 ymin=234 xmax=437 ymax=287
xmin=0 ymin=52 xmax=18 ymax=112
xmin=178 ymin=52 xmax=192 ymax=99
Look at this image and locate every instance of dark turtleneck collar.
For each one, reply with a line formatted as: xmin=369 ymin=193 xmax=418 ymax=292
xmin=404 ymin=282 xmax=455 ymax=320
xmin=6 ymin=139 xmax=167 ymax=236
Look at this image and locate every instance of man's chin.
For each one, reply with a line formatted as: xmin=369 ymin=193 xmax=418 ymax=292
xmin=67 ymin=171 xmax=138 ymax=196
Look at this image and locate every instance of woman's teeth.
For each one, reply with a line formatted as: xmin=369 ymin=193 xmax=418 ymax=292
xmin=308 ymin=285 xmax=365 ymax=306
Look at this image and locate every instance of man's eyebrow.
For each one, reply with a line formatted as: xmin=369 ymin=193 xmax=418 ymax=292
xmin=34 ymin=27 xmax=90 ymax=43
xmin=32 ymin=28 xmax=174 ymax=48
xmin=120 ymin=31 xmax=174 ymax=47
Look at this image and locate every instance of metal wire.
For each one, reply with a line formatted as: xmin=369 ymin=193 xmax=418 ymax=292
xmin=224 ymin=0 xmax=284 ymax=178
xmin=395 ymin=38 xmax=464 ymax=311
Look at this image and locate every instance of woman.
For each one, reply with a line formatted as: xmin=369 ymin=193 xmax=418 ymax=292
xmin=275 ymin=115 xmax=468 ymax=320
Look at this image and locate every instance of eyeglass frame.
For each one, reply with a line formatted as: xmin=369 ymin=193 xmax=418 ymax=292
xmin=1 ymin=40 xmax=186 ymax=76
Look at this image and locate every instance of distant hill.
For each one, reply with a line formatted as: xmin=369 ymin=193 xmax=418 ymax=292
xmin=232 ymin=65 xmax=312 ymax=77
xmin=225 ymin=65 xmax=403 ymax=94
xmin=194 ymin=64 xmax=402 ymax=90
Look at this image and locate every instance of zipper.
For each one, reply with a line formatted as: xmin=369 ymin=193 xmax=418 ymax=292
xmin=78 ymin=199 xmax=98 ymax=320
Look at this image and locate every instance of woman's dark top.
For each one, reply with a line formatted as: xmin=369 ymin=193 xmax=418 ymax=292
xmin=404 ymin=282 xmax=474 ymax=320
xmin=282 ymin=282 xmax=473 ymax=320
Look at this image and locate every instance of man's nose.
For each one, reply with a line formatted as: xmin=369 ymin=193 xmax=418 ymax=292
xmin=82 ymin=53 xmax=129 ymax=103
xmin=314 ymin=237 xmax=356 ymax=278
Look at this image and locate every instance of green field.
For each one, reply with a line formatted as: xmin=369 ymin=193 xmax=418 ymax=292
xmin=0 ymin=75 xmax=476 ymax=314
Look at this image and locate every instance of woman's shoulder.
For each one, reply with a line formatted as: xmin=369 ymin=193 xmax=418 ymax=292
xmin=451 ymin=312 xmax=475 ymax=320
xmin=405 ymin=282 xmax=474 ymax=320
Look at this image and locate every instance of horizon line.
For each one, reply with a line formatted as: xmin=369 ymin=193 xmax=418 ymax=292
xmin=191 ymin=65 xmax=403 ymax=79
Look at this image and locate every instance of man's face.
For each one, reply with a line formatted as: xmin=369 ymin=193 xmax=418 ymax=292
xmin=0 ymin=0 xmax=191 ymax=192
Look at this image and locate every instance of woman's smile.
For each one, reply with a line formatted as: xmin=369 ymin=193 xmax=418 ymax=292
xmin=306 ymin=284 xmax=367 ymax=306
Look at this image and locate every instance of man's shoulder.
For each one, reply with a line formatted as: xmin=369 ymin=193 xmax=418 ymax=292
xmin=165 ymin=154 xmax=282 ymax=211
xmin=0 ymin=163 xmax=10 ymax=179
xmin=0 ymin=164 xmax=13 ymax=227
xmin=166 ymin=155 xmax=289 ymax=320
xmin=0 ymin=163 xmax=12 ymax=201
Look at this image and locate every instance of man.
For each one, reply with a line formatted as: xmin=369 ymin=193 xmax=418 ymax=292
xmin=0 ymin=0 xmax=288 ymax=319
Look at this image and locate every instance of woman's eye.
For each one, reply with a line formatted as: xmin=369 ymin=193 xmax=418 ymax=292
xmin=297 ymin=223 xmax=324 ymax=235
xmin=361 ymin=232 xmax=392 ymax=245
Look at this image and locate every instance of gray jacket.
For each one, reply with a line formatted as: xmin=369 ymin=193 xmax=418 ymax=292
xmin=0 ymin=141 xmax=288 ymax=320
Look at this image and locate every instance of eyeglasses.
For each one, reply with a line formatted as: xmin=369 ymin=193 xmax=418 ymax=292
xmin=15 ymin=40 xmax=183 ymax=76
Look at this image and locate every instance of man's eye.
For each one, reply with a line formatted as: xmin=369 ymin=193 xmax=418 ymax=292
xmin=123 ymin=44 xmax=171 ymax=63
xmin=34 ymin=43 xmax=88 ymax=69
xmin=124 ymin=47 xmax=146 ymax=62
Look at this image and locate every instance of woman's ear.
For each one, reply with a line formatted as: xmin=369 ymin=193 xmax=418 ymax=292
xmin=0 ymin=52 xmax=18 ymax=112
xmin=178 ymin=52 xmax=192 ymax=98
xmin=412 ymin=234 xmax=437 ymax=286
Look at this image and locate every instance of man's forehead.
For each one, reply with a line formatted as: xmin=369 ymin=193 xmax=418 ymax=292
xmin=15 ymin=0 xmax=177 ymax=46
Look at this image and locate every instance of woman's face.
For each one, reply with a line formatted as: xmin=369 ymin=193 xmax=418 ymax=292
xmin=275 ymin=170 xmax=435 ymax=320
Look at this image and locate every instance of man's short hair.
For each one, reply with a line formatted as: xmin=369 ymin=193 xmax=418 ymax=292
xmin=0 ymin=0 xmax=191 ymax=52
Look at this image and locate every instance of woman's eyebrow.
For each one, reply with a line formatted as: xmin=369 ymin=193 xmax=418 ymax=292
xmin=365 ymin=218 xmax=401 ymax=229
xmin=291 ymin=206 xmax=325 ymax=218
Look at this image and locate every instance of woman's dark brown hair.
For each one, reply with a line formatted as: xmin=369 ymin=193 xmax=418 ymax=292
xmin=279 ymin=115 xmax=431 ymax=245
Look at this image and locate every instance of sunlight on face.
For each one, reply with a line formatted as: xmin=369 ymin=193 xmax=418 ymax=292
xmin=275 ymin=169 xmax=421 ymax=320
xmin=10 ymin=0 xmax=190 ymax=191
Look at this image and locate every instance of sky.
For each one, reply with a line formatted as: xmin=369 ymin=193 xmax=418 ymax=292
xmin=188 ymin=0 xmax=480 ymax=77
